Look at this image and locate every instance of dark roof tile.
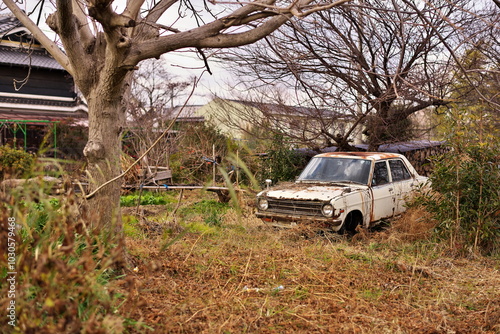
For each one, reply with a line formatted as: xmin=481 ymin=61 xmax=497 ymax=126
xmin=0 ymin=16 xmax=22 ymax=35
xmin=0 ymin=16 xmax=65 ymax=71
xmin=0 ymin=46 xmax=65 ymax=70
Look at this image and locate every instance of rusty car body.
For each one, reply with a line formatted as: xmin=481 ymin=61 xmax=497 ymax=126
xmin=255 ymin=152 xmax=428 ymax=233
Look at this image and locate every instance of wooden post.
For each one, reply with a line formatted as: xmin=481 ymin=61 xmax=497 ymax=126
xmin=236 ymin=149 xmax=239 ymax=188
xmin=213 ymin=144 xmax=216 ymax=186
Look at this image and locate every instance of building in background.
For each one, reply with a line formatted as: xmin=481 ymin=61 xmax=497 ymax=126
xmin=195 ymin=98 xmax=362 ymax=146
xmin=0 ymin=15 xmax=87 ymax=156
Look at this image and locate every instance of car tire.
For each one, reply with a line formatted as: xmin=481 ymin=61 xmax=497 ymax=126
xmin=339 ymin=212 xmax=361 ymax=235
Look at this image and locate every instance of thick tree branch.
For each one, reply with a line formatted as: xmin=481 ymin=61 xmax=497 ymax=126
xmin=127 ymin=0 xmax=352 ymax=69
xmin=71 ymin=0 xmax=95 ymax=47
xmin=88 ymin=0 xmax=136 ymax=31
xmin=123 ymin=0 xmax=146 ymax=22
xmin=2 ymin=0 xmax=73 ymax=74
xmin=198 ymin=14 xmax=291 ymax=47
xmin=145 ymin=0 xmax=178 ymax=23
xmin=130 ymin=13 xmax=290 ymax=62
xmin=52 ymin=0 xmax=90 ymax=64
xmin=54 ymin=0 xmax=77 ymax=39
xmin=392 ymin=99 xmax=448 ymax=121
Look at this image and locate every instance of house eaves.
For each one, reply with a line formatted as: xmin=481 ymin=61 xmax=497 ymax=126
xmin=225 ymin=99 xmax=353 ymax=120
xmin=0 ymin=93 xmax=88 ymax=114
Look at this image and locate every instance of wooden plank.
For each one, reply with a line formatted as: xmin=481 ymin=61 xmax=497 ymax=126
xmin=124 ymin=185 xmax=231 ymax=191
xmin=152 ymin=170 xmax=172 ymax=181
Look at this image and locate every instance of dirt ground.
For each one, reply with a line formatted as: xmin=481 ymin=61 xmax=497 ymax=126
xmin=119 ymin=193 xmax=500 ymax=334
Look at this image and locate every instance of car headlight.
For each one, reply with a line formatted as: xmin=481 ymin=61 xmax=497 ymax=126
xmin=321 ymin=204 xmax=334 ymax=217
xmin=257 ymin=198 xmax=269 ymax=211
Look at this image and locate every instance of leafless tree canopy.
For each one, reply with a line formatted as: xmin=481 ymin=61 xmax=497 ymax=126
xmin=224 ymin=0 xmax=498 ymax=150
xmin=457 ymin=2 xmax=500 ymax=123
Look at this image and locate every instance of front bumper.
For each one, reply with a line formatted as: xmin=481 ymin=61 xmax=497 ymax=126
xmin=256 ymin=211 xmax=342 ymax=227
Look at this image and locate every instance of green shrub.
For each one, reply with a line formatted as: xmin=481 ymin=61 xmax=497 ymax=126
xmin=0 ymin=145 xmax=34 ymax=179
xmin=258 ymin=134 xmax=307 ymax=185
xmin=120 ymin=191 xmax=174 ymax=207
xmin=417 ymin=110 xmax=500 ymax=255
xmin=169 ymin=123 xmax=231 ymax=184
xmin=423 ymin=145 xmax=500 ymax=254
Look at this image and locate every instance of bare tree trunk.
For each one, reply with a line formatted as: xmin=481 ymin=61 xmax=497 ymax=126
xmin=84 ymin=93 xmax=125 ymax=243
xmin=366 ymin=114 xmax=386 ymax=151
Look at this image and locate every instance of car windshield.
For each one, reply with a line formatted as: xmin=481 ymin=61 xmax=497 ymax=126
xmin=297 ymin=157 xmax=372 ymax=185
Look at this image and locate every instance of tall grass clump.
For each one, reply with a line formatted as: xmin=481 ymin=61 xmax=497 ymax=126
xmin=0 ymin=172 xmax=140 ymax=333
xmin=179 ymin=199 xmax=230 ymax=227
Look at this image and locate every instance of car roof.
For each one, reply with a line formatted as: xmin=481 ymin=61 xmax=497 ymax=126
xmin=314 ymin=152 xmax=404 ymax=161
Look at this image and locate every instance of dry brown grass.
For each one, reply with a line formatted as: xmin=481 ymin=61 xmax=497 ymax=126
xmin=371 ymin=207 xmax=438 ymax=244
xmin=122 ymin=190 xmax=500 ymax=334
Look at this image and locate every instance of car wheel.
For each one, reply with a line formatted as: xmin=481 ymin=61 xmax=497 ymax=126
xmin=339 ymin=212 xmax=362 ymax=235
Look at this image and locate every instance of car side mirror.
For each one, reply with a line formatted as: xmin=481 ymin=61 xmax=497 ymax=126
xmin=265 ymin=179 xmax=272 ymax=189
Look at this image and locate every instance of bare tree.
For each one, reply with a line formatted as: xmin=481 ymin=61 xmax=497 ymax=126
xmin=3 ymin=0 xmax=350 ymax=240
xmin=457 ymin=3 xmax=500 ymax=126
xmin=129 ymin=58 xmax=190 ymax=114
xmin=126 ymin=58 xmax=191 ymax=177
xmin=225 ymin=0 xmax=485 ymax=151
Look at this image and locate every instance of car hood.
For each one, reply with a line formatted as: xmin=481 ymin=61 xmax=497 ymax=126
xmin=258 ymin=182 xmax=364 ymax=202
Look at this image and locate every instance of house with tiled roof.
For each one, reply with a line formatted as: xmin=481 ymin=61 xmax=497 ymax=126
xmin=194 ymin=98 xmax=363 ymax=146
xmin=0 ymin=15 xmax=87 ymax=155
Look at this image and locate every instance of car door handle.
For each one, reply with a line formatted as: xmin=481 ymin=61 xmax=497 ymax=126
xmin=388 ymin=188 xmax=393 ymax=192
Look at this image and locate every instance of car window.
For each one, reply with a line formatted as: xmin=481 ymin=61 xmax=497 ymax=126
xmin=372 ymin=161 xmax=389 ymax=186
xmin=389 ymin=160 xmax=411 ymax=182
xmin=297 ymin=157 xmax=371 ymax=184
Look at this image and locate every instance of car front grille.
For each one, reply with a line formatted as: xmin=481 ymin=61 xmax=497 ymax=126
xmin=266 ymin=198 xmax=324 ymax=217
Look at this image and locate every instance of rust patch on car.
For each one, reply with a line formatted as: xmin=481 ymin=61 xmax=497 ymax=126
xmin=317 ymin=152 xmax=401 ymax=160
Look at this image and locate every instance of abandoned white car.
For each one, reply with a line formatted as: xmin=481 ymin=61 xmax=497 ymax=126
xmin=256 ymin=152 xmax=428 ymax=234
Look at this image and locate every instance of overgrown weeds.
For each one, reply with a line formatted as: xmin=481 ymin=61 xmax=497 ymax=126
xmin=123 ymin=190 xmax=500 ymax=333
xmin=120 ymin=191 xmax=176 ymax=207
xmin=1 ymin=162 xmax=498 ymax=333
xmin=0 ymin=177 xmax=144 ymax=333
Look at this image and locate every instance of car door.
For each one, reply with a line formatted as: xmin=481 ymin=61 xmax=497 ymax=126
xmin=388 ymin=159 xmax=414 ymax=214
xmin=370 ymin=160 xmax=396 ymax=221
